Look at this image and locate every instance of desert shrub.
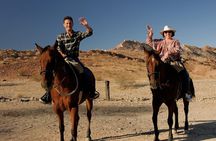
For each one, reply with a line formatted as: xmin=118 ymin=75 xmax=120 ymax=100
xmin=17 ymin=69 xmax=31 ymax=77
xmin=114 ymin=73 xmax=136 ymax=89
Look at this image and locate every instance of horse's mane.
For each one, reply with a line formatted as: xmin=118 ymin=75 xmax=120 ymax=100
xmin=41 ymin=45 xmax=51 ymax=53
xmin=142 ymin=43 xmax=161 ymax=62
xmin=43 ymin=45 xmax=64 ymax=61
xmin=141 ymin=43 xmax=155 ymax=53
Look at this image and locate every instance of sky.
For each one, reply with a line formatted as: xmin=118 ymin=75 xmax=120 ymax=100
xmin=1 ymin=0 xmax=216 ymax=51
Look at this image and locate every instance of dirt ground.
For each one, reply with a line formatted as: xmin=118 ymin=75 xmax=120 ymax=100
xmin=0 ymin=79 xmax=216 ymax=141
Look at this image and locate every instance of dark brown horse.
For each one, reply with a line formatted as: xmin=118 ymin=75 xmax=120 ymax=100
xmin=142 ymin=43 xmax=195 ymax=141
xmin=36 ymin=44 xmax=97 ymax=141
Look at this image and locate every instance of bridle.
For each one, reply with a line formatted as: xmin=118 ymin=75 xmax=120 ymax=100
xmin=147 ymin=54 xmax=161 ymax=89
xmin=147 ymin=54 xmax=160 ymax=77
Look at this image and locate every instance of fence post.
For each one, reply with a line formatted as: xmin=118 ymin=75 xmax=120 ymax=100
xmin=105 ymin=80 xmax=110 ymax=100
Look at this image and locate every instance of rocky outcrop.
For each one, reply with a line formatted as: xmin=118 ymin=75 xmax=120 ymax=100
xmin=114 ymin=40 xmax=144 ymax=51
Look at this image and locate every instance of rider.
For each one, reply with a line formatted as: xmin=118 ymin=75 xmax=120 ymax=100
xmin=40 ymin=16 xmax=99 ymax=104
xmin=146 ymin=25 xmax=192 ymax=102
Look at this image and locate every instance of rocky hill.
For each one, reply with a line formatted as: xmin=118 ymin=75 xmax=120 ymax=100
xmin=0 ymin=40 xmax=216 ymax=81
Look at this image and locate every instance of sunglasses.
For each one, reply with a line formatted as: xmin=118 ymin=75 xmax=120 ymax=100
xmin=164 ymin=31 xmax=172 ymax=33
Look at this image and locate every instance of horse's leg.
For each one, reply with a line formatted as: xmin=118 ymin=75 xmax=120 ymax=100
xmin=53 ymin=106 xmax=65 ymax=141
xmin=174 ymin=102 xmax=179 ymax=132
xmin=166 ymin=101 xmax=175 ymax=141
xmin=152 ymin=96 xmax=162 ymax=141
xmin=69 ymin=107 xmax=79 ymax=141
xmin=58 ymin=111 xmax=64 ymax=141
xmin=85 ymin=98 xmax=93 ymax=141
xmin=183 ymin=99 xmax=189 ymax=131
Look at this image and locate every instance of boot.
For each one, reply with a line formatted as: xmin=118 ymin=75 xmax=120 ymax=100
xmin=39 ymin=91 xmax=52 ymax=104
xmin=89 ymin=91 xmax=100 ymax=100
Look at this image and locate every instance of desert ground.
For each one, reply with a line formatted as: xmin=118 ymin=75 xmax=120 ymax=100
xmin=1 ymin=78 xmax=216 ymax=141
xmin=0 ymin=42 xmax=216 ymax=141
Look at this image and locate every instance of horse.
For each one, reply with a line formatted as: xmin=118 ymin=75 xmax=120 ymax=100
xmin=142 ymin=43 xmax=195 ymax=141
xmin=35 ymin=44 xmax=98 ymax=141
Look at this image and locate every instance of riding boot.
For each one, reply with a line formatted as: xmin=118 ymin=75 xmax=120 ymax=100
xmin=39 ymin=91 xmax=52 ymax=104
xmin=179 ymin=69 xmax=192 ymax=102
xmin=88 ymin=81 xmax=100 ymax=100
xmin=89 ymin=90 xmax=100 ymax=100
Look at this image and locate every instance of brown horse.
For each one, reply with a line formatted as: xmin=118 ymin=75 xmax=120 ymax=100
xmin=142 ymin=43 xmax=195 ymax=141
xmin=36 ymin=44 xmax=97 ymax=141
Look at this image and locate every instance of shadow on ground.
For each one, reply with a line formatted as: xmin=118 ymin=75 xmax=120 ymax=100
xmin=174 ymin=120 xmax=216 ymax=141
xmin=93 ymin=120 xmax=216 ymax=141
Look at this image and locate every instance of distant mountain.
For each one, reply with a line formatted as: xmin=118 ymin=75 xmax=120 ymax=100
xmin=0 ymin=40 xmax=216 ymax=80
xmin=112 ymin=40 xmax=216 ymax=79
xmin=114 ymin=40 xmax=144 ymax=51
xmin=113 ymin=40 xmax=216 ymax=61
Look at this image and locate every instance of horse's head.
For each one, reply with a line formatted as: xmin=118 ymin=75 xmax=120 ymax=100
xmin=35 ymin=43 xmax=57 ymax=91
xmin=142 ymin=43 xmax=161 ymax=90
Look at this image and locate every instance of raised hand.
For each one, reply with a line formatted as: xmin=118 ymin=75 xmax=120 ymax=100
xmin=79 ymin=17 xmax=88 ymax=26
xmin=146 ymin=25 xmax=153 ymax=37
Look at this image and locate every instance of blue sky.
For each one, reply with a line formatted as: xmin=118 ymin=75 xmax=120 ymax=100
xmin=1 ymin=0 xmax=216 ymax=51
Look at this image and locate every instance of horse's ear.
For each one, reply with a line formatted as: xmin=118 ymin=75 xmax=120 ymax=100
xmin=35 ymin=43 xmax=43 ymax=55
xmin=141 ymin=43 xmax=153 ymax=61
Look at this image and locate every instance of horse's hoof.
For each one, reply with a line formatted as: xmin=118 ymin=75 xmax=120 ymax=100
xmin=168 ymin=134 xmax=173 ymax=141
xmin=85 ymin=137 xmax=92 ymax=141
xmin=154 ymin=137 xmax=160 ymax=141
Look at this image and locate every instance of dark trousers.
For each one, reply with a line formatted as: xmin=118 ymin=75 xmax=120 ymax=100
xmin=179 ymin=69 xmax=190 ymax=94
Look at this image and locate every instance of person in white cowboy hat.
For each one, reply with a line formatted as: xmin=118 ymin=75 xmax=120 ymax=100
xmin=146 ymin=25 xmax=192 ymax=102
xmin=147 ymin=25 xmax=178 ymax=61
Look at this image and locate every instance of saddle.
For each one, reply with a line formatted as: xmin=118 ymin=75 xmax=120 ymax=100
xmin=66 ymin=61 xmax=94 ymax=92
xmin=64 ymin=57 xmax=99 ymax=100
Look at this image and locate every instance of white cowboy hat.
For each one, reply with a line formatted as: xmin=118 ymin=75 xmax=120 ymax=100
xmin=160 ymin=25 xmax=176 ymax=35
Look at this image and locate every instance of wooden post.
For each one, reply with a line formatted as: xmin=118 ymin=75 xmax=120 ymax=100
xmin=105 ymin=80 xmax=110 ymax=100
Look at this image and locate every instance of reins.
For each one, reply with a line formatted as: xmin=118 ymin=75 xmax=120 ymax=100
xmin=53 ymin=64 xmax=79 ymax=96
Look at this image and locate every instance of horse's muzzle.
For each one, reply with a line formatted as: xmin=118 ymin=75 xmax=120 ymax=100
xmin=149 ymin=80 xmax=160 ymax=90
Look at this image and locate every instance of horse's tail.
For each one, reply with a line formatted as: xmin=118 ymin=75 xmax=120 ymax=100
xmin=190 ymin=78 xmax=195 ymax=97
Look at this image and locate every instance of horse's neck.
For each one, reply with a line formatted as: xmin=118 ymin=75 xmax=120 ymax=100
xmin=159 ymin=62 xmax=177 ymax=82
xmin=54 ymin=61 xmax=72 ymax=79
xmin=56 ymin=60 xmax=76 ymax=81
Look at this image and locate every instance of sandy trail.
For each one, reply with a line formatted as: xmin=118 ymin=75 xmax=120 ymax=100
xmin=0 ymin=79 xmax=216 ymax=141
